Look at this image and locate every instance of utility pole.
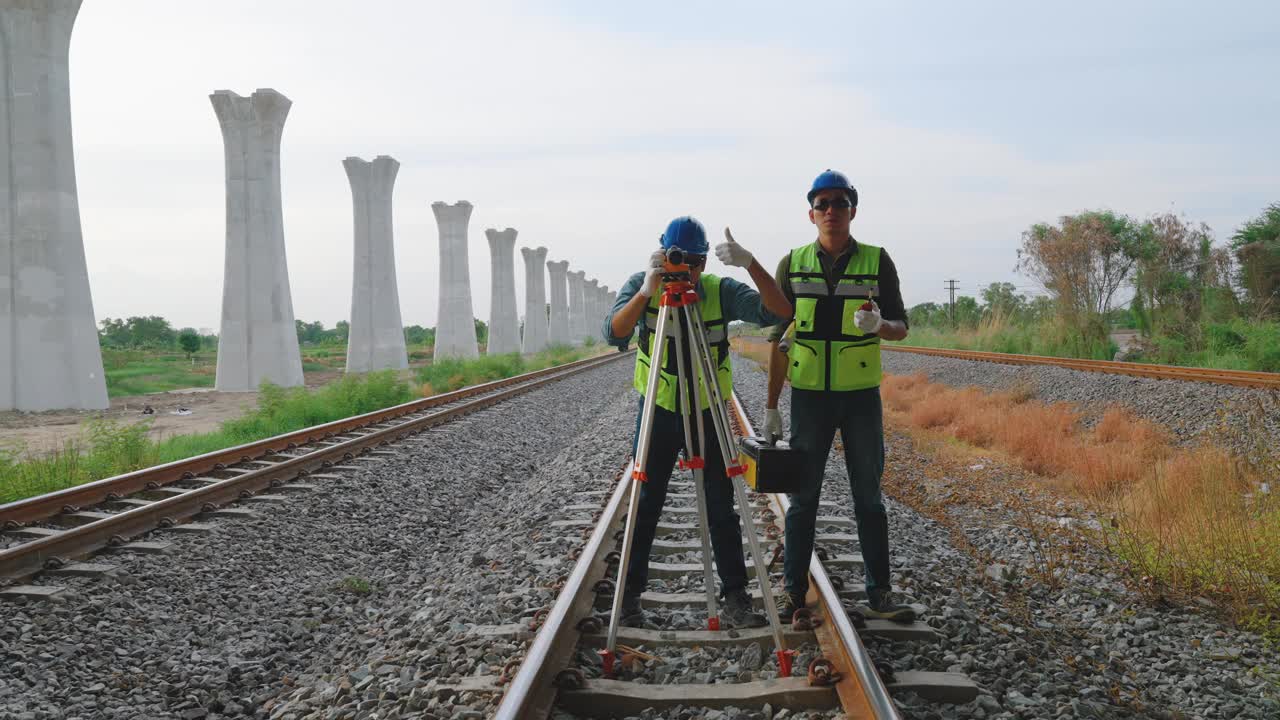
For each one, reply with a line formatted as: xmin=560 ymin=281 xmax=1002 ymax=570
xmin=945 ymin=279 xmax=958 ymax=323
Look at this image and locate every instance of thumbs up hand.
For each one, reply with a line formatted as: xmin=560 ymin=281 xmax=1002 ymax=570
xmin=715 ymin=227 xmax=754 ymax=268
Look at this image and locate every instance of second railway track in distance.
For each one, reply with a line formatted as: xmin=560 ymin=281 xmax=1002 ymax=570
xmin=494 ymin=392 xmax=978 ymax=719
xmin=0 ymin=353 xmax=626 ymax=595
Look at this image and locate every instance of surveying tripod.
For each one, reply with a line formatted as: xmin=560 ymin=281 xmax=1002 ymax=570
xmin=600 ymin=262 xmax=794 ymax=678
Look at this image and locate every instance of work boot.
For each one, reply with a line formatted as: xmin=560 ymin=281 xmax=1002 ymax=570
xmin=860 ymin=587 xmax=916 ymax=623
xmin=619 ymin=594 xmax=645 ymax=626
xmin=720 ymin=589 xmax=766 ymax=629
xmin=776 ymin=590 xmax=805 ymax=623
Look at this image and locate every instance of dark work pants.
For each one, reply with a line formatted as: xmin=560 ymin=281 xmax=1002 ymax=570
xmin=783 ymin=386 xmax=891 ymax=599
xmin=623 ymin=397 xmax=749 ymax=598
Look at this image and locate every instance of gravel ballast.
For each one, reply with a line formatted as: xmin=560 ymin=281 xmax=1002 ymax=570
xmin=4 ymin=350 xmax=1275 ymax=720
xmin=1 ymin=359 xmax=640 ymax=720
xmin=734 ymin=352 xmax=1278 ymax=720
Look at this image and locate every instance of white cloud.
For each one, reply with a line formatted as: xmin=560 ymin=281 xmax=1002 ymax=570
xmin=67 ymin=1 xmax=1278 ymax=333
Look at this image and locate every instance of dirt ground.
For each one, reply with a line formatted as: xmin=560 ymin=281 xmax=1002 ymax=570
xmin=0 ymin=370 xmax=346 ymax=456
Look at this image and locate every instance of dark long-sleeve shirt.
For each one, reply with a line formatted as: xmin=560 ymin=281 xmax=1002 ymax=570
xmin=603 ymin=273 xmax=785 ymax=348
xmin=767 ymin=238 xmax=908 ymax=341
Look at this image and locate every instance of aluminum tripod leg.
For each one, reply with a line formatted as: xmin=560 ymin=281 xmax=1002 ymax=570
xmin=604 ymin=301 xmax=672 ymax=659
xmin=681 ymin=302 xmax=790 ymax=658
xmin=670 ymin=304 xmax=720 ymax=627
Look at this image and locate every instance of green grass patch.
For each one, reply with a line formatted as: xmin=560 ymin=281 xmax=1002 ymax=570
xmin=2 ymin=347 xmax=598 ymax=505
xmin=415 ymin=344 xmax=593 ymax=394
xmin=0 ymin=371 xmax=413 ymax=504
xmin=102 ymin=350 xmax=216 ymax=397
xmin=903 ymin=316 xmax=1280 ymax=371
xmin=337 ymin=576 xmax=374 ymax=595
xmin=1136 ymin=319 xmax=1280 ymax=372
xmin=901 ymin=323 xmax=1117 ymax=360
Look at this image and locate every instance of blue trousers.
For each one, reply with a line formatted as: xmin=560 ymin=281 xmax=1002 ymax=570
xmin=623 ymin=397 xmax=749 ymax=597
xmin=783 ymin=386 xmax=891 ymax=598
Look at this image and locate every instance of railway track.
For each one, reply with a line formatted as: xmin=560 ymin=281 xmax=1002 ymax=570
xmin=3 ymin=351 xmax=979 ymax=717
xmin=493 ymin=391 xmax=977 ymax=719
xmin=883 ymin=345 xmax=1280 ymax=389
xmin=0 ymin=352 xmax=627 ymax=593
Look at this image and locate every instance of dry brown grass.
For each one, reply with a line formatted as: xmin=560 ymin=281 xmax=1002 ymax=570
xmin=730 ymin=336 xmax=773 ymax=369
xmin=880 ymin=372 xmax=1279 ymax=627
xmin=881 ymin=374 xmax=1175 ymax=499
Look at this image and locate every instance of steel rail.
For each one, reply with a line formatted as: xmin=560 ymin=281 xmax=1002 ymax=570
xmin=1 ymin=353 xmax=623 ymax=528
xmin=727 ymin=392 xmax=901 ymax=720
xmin=0 ymin=353 xmax=630 ymax=582
xmin=884 ymin=345 xmax=1280 ymax=389
xmin=493 ymin=389 xmax=899 ymax=719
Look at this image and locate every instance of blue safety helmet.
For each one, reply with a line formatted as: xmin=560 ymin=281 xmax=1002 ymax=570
xmin=659 ymin=216 xmax=710 ymax=255
xmin=807 ymin=169 xmax=858 ymax=207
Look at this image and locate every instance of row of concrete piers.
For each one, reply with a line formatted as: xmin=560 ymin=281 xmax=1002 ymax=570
xmin=0 ymin=2 xmax=615 ymax=411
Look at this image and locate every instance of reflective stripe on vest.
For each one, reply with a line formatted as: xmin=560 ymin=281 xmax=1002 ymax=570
xmin=633 ymin=274 xmax=732 ymax=412
xmin=786 ymin=242 xmax=883 ymax=391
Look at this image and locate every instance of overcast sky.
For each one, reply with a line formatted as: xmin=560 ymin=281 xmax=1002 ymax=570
xmin=69 ymin=1 xmax=1280 ymax=332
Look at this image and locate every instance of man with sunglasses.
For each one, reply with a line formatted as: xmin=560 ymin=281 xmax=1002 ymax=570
xmin=603 ymin=215 xmax=791 ymax=628
xmin=765 ymin=170 xmax=916 ymax=623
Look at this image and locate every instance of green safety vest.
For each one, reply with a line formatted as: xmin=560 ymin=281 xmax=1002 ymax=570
xmin=786 ymin=241 xmax=883 ymax=391
xmin=633 ymin=274 xmax=732 ymax=412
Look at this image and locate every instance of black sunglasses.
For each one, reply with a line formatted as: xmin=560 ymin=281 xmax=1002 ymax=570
xmin=812 ymin=197 xmax=853 ymax=212
xmin=685 ymin=255 xmax=706 ymax=268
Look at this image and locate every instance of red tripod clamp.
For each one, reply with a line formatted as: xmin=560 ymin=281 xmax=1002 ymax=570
xmin=677 ymin=456 xmax=706 ymax=470
xmin=658 ymin=281 xmax=699 ymax=308
xmin=777 ymin=649 xmax=798 ymax=678
xmin=597 ymin=649 xmax=616 ymax=678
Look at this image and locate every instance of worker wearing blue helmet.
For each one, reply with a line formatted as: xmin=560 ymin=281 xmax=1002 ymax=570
xmin=765 ymin=170 xmax=916 ymax=623
xmin=604 ymin=216 xmax=791 ymax=628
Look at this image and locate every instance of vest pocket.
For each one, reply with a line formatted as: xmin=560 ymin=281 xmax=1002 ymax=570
xmin=788 ymin=339 xmax=824 ymax=389
xmin=840 ymin=298 xmax=861 ymax=337
xmin=831 ymin=341 xmax=881 ymax=391
xmin=795 ymin=297 xmax=818 ymax=333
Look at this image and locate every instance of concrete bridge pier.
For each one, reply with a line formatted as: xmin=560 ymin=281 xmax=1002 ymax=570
xmin=210 ymin=88 xmax=304 ymax=392
xmin=485 ymin=228 xmax=519 ymax=355
xmin=546 ymin=260 xmax=570 ymax=346
xmin=567 ymin=270 xmax=586 ymax=345
xmin=520 ymin=246 xmax=548 ymax=354
xmin=584 ymin=279 xmax=599 ymax=344
xmin=344 ymin=155 xmax=407 ymax=373
xmin=431 ymin=201 xmax=479 ymax=359
xmin=0 ymin=0 xmax=108 ymax=411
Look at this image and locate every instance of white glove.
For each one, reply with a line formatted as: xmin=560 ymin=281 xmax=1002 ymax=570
xmin=854 ymin=300 xmax=883 ymax=334
xmin=764 ymin=408 xmax=784 ymax=444
xmin=714 ymin=227 xmax=754 ymax=268
xmin=637 ymin=250 xmax=666 ymax=297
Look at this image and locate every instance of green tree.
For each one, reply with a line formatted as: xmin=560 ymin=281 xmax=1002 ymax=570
xmin=1230 ymin=202 xmax=1280 ymax=318
xmin=908 ymin=302 xmax=943 ymax=327
xmin=980 ymin=282 xmax=1026 ymax=320
xmin=1017 ymin=210 xmax=1143 ymax=350
xmin=178 ymin=329 xmax=201 ymax=358
xmin=1131 ymin=212 xmax=1234 ymax=344
xmin=296 ymin=320 xmax=326 ymax=344
xmin=98 ymin=316 xmax=176 ymax=349
xmin=950 ymin=295 xmax=981 ymax=327
xmin=403 ymin=325 xmax=434 ymax=346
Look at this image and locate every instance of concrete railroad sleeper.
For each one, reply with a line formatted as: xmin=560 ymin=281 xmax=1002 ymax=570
xmin=492 ymin=391 xmax=977 ymax=719
xmin=0 ymin=353 xmax=627 ymax=586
